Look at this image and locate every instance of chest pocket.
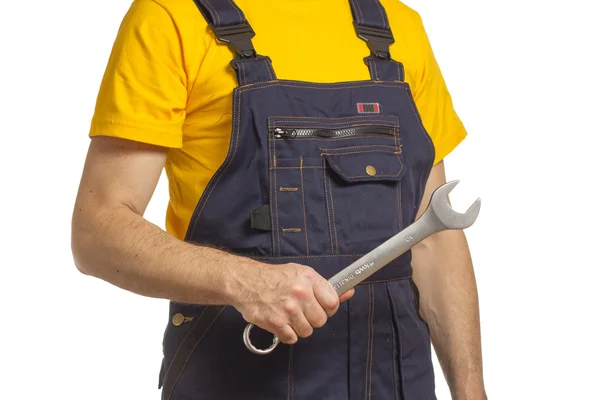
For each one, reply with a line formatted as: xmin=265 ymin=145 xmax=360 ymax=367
xmin=267 ymin=116 xmax=406 ymax=257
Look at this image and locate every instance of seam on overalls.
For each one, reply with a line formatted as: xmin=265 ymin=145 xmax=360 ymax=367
xmin=275 ymin=136 xmax=396 ymax=142
xmin=197 ymin=0 xmax=219 ymax=25
xmin=240 ymin=61 xmax=248 ymax=85
xmin=274 ymin=143 xmax=281 ymax=256
xmin=269 ymin=143 xmax=276 ymax=255
xmin=387 ymin=285 xmax=400 ymax=400
xmin=162 ymin=307 xmax=208 ymax=383
xmin=396 ymin=62 xmax=402 ymax=81
xmin=322 ymin=149 xmax=401 ymax=157
xmin=269 ymin=121 xmax=398 ymax=128
xmin=368 ymin=59 xmax=380 ymax=81
xmin=187 ymin=86 xmax=242 ymax=238
xmin=240 ymin=81 xmax=408 ymax=92
xmin=263 ymin=59 xmax=275 ymax=80
xmin=394 ymin=126 xmax=402 ymax=230
xmin=323 ymin=159 xmax=335 ymax=255
xmin=376 ymin=0 xmax=388 ymax=29
xmin=251 ymin=253 xmax=365 ymax=260
xmin=320 ymin=144 xmax=399 ymax=152
xmin=401 ymin=88 xmax=435 ymax=167
xmin=287 ymin=345 xmax=295 ymax=400
xmin=326 ymin=172 xmax=339 ymax=254
xmin=300 ymin=157 xmax=309 ymax=255
xmin=387 ymin=283 xmax=407 ymax=400
xmin=271 ymin=166 xmax=324 ymax=170
xmin=365 ymin=284 xmax=374 ymax=399
xmin=225 ymin=0 xmax=244 ymax=23
xmin=396 ymin=179 xmax=402 ymax=231
xmin=350 ymin=0 xmax=365 ymax=24
xmin=165 ymin=307 xmax=224 ymax=400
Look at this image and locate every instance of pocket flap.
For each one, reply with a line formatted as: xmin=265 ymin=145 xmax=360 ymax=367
xmin=322 ymin=149 xmax=405 ymax=183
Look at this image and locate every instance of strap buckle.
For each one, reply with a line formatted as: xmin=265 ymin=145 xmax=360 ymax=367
xmin=212 ymin=23 xmax=257 ymax=58
xmin=354 ymin=23 xmax=395 ymax=60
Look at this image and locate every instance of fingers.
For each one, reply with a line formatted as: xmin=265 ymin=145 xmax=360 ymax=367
xmin=339 ymin=287 xmax=355 ymax=303
xmin=271 ymin=323 xmax=298 ymax=345
xmin=311 ymin=277 xmax=340 ymax=317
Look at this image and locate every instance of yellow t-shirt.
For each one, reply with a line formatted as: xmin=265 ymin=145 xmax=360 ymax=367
xmin=89 ymin=0 xmax=467 ymax=240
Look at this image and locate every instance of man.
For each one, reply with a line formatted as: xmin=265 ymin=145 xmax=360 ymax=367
xmin=71 ymin=0 xmax=486 ymax=398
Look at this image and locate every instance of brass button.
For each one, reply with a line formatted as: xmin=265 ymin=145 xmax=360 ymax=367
xmin=366 ymin=165 xmax=377 ymax=176
xmin=172 ymin=313 xmax=185 ymax=327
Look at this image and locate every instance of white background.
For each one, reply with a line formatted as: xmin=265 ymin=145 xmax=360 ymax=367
xmin=1 ymin=0 xmax=599 ymax=399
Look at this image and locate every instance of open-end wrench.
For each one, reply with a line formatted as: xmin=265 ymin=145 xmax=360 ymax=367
xmin=243 ymin=180 xmax=481 ymax=355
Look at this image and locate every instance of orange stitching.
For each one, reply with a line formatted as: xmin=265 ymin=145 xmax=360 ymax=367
xmin=376 ymin=0 xmax=388 ymax=29
xmin=288 ymin=345 xmax=295 ymax=400
xmin=165 ymin=307 xmax=224 ymax=400
xmin=273 ymin=136 xmax=397 ymax=142
xmin=240 ymin=61 xmax=248 ymax=86
xmin=326 ymin=173 xmax=339 ymax=255
xmin=396 ymin=180 xmax=402 ymax=231
xmin=263 ymin=59 xmax=275 ymax=80
xmin=189 ymin=87 xmax=242 ymax=236
xmin=369 ymin=284 xmax=375 ymax=400
xmin=269 ymin=114 xmax=399 ymax=124
xmin=274 ymin=145 xmax=281 ymax=256
xmin=197 ymin=0 xmax=219 ymax=26
xmin=269 ymin=122 xmax=399 ymax=129
xmin=239 ymin=81 xmax=408 ymax=93
xmin=252 ymin=253 xmax=365 ymax=260
xmin=350 ymin=0 xmax=365 ymax=24
xmin=162 ymin=307 xmax=208 ymax=384
xmin=320 ymin=144 xmax=398 ymax=152
xmin=282 ymin=228 xmax=302 ymax=233
xmin=300 ymin=157 xmax=309 ymax=256
xmin=388 ymin=282 xmax=407 ymax=399
xmin=323 ymin=160 xmax=334 ymax=255
xmin=225 ymin=0 xmax=244 ymax=23
xmin=271 ymin=166 xmax=323 ymax=170
xmin=365 ymin=284 xmax=373 ymax=399
xmin=322 ymin=149 xmax=401 ymax=157
xmin=403 ymin=88 xmax=436 ymax=166
xmin=279 ymin=187 xmax=298 ymax=192
xmin=389 ymin=286 xmax=400 ymax=400
xmin=269 ymin=144 xmax=275 ymax=255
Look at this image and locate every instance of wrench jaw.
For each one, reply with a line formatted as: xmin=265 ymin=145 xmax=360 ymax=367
xmin=430 ymin=180 xmax=482 ymax=230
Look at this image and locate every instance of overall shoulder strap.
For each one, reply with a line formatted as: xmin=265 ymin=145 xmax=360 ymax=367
xmin=193 ymin=0 xmax=276 ymax=85
xmin=349 ymin=0 xmax=405 ymax=81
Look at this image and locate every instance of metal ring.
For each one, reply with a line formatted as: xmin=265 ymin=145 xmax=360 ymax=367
xmin=243 ymin=323 xmax=280 ymax=355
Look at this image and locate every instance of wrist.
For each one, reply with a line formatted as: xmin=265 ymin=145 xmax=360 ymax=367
xmin=451 ymin=381 xmax=487 ymax=400
xmin=220 ymin=256 xmax=261 ymax=307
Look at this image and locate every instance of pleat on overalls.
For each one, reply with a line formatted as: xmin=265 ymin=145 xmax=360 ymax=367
xmin=158 ymin=0 xmax=438 ymax=398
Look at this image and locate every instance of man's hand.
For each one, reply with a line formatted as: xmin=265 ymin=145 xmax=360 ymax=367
xmin=71 ymin=136 xmax=352 ymax=342
xmin=231 ymin=263 xmax=354 ymax=344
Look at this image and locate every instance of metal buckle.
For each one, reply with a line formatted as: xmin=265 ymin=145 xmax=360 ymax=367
xmin=212 ymin=23 xmax=257 ymax=58
xmin=354 ymin=23 xmax=395 ymax=60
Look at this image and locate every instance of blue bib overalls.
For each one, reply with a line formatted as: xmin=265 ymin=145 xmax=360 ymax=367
xmin=159 ymin=0 xmax=437 ymax=398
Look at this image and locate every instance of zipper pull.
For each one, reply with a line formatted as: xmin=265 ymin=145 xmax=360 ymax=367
xmin=273 ymin=128 xmax=297 ymax=139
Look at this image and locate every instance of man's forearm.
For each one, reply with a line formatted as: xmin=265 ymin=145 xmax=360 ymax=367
xmin=411 ymin=229 xmax=486 ymax=400
xmin=71 ymin=204 xmax=252 ymax=306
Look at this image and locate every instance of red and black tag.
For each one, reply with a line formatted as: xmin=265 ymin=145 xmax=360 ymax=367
xmin=357 ymin=103 xmax=380 ymax=114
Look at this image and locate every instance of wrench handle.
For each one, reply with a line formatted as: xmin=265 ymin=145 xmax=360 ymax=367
xmin=328 ymin=215 xmax=437 ymax=295
xmin=243 ymin=214 xmax=439 ymax=355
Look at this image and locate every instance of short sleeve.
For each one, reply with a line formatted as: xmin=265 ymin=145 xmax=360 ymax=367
xmin=89 ymin=0 xmax=188 ymax=148
xmin=412 ymin=14 xmax=467 ymax=165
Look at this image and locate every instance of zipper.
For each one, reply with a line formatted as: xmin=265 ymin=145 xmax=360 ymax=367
xmin=270 ymin=125 xmax=395 ymax=139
